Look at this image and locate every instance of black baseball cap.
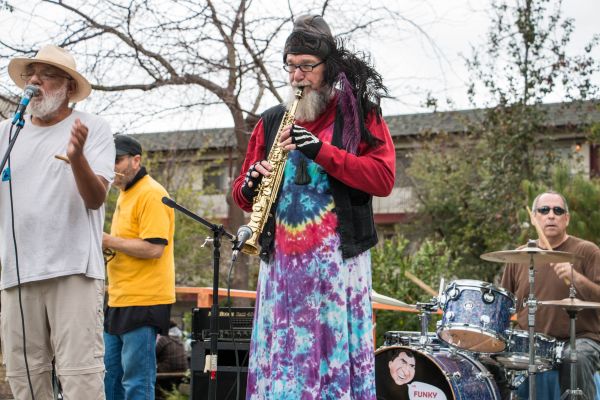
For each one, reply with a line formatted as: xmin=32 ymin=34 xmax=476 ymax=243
xmin=114 ymin=134 xmax=142 ymax=156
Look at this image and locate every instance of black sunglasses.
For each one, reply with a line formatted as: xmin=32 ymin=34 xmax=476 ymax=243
xmin=536 ymin=206 xmax=566 ymax=216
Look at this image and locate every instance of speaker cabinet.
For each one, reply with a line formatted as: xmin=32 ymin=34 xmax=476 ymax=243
xmin=190 ymin=340 xmax=249 ymax=400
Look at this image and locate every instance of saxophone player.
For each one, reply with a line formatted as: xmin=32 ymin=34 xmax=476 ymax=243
xmin=232 ymin=14 xmax=396 ymax=399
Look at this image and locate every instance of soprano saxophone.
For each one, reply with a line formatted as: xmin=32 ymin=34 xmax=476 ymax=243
xmin=238 ymin=87 xmax=304 ymax=256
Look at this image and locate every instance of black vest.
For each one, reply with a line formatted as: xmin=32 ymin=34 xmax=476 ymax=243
xmin=256 ymin=104 xmax=378 ymax=262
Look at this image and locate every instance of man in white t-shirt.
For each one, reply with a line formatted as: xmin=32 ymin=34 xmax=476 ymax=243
xmin=0 ymin=45 xmax=114 ymax=399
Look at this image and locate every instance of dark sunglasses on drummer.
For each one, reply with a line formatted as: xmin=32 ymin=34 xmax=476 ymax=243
xmin=536 ymin=206 xmax=567 ymax=216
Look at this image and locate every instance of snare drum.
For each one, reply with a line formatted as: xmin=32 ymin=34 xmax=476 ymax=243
xmin=494 ymin=329 xmax=558 ymax=371
xmin=437 ymin=280 xmax=515 ymax=353
xmin=375 ymin=345 xmax=500 ymax=399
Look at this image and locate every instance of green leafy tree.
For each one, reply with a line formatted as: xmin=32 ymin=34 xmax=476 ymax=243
xmin=371 ymin=236 xmax=462 ymax=347
xmin=521 ymin=165 xmax=600 ymax=244
xmin=407 ymin=0 xmax=598 ymax=281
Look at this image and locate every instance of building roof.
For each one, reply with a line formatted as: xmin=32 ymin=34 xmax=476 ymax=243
xmin=133 ymin=127 xmax=237 ymax=153
xmin=133 ymin=100 xmax=600 ymax=152
xmin=386 ymin=100 xmax=600 ymax=136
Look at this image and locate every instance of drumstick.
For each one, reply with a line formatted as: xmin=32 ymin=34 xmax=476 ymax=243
xmin=526 ymin=206 xmax=553 ymax=250
xmin=55 ymin=154 xmax=125 ymax=176
xmin=527 ymin=206 xmax=570 ymax=285
xmin=404 ymin=270 xmax=438 ymax=297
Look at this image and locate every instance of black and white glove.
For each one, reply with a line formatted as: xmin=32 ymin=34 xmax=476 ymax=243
xmin=241 ymin=162 xmax=264 ymax=201
xmin=291 ymin=125 xmax=322 ymax=160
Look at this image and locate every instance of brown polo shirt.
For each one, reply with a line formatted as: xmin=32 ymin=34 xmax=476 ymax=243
xmin=501 ymin=236 xmax=600 ymax=341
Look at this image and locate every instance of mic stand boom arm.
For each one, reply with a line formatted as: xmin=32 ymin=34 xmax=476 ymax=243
xmin=1 ymin=85 xmax=40 ymax=180
xmin=161 ymin=197 xmax=235 ymax=400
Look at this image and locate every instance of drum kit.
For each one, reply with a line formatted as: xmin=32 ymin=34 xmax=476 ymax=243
xmin=375 ymin=241 xmax=600 ymax=400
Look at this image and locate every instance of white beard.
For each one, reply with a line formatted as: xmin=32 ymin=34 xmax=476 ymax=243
xmin=285 ymin=84 xmax=332 ymax=122
xmin=28 ymin=84 xmax=69 ymax=120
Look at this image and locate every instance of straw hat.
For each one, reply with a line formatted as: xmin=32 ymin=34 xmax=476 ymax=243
xmin=7 ymin=45 xmax=92 ymax=102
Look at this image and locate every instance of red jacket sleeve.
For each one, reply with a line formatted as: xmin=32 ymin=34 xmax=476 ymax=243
xmin=314 ymin=113 xmax=396 ymax=197
xmin=232 ymin=119 xmax=267 ymax=212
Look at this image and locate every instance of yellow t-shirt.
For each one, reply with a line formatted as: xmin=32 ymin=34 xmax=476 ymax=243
xmin=107 ymin=175 xmax=175 ymax=307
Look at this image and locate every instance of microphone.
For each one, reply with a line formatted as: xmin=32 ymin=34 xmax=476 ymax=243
xmin=232 ymin=225 xmax=253 ymax=261
xmin=12 ymin=85 xmax=40 ymax=126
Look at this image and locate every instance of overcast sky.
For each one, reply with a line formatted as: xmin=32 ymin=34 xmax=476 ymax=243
xmin=373 ymin=0 xmax=600 ymax=116
xmin=0 ymin=0 xmax=598 ymax=132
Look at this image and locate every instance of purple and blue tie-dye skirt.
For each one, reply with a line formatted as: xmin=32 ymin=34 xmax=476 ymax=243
xmin=246 ymin=150 xmax=376 ymax=399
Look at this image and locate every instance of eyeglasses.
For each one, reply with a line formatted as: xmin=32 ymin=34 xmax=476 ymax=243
xmin=283 ymin=60 xmax=325 ymax=73
xmin=536 ymin=206 xmax=567 ymax=216
xmin=20 ymin=71 xmax=73 ymax=82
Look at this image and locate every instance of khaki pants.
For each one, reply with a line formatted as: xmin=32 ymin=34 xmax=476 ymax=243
xmin=1 ymin=275 xmax=105 ymax=400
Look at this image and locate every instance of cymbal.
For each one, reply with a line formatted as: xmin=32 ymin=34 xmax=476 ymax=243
xmin=481 ymin=246 xmax=580 ymax=265
xmin=371 ymin=290 xmax=415 ymax=309
xmin=538 ymin=297 xmax=600 ymax=310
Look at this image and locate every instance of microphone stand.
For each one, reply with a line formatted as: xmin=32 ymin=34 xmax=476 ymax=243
xmin=1 ymin=86 xmax=39 ymax=176
xmin=0 ymin=114 xmax=27 ymax=179
xmin=162 ymin=197 xmax=235 ymax=400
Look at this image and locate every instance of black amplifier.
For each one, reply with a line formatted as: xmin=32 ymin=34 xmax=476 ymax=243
xmin=192 ymin=307 xmax=254 ymax=342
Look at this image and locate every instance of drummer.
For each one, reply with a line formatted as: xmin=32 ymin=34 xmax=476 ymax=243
xmin=501 ymin=190 xmax=600 ymax=399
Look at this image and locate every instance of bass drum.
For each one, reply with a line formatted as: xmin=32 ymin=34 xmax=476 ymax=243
xmin=375 ymin=345 xmax=500 ymax=400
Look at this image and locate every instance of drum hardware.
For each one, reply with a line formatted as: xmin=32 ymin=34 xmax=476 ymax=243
xmin=481 ymin=315 xmax=490 ymax=327
xmin=560 ymin=307 xmax=585 ymax=399
xmin=505 ymin=370 xmax=528 ymax=400
xmin=537 ymin=268 xmax=600 ymax=399
xmin=415 ymin=298 xmax=439 ymax=347
xmin=481 ymin=240 xmax=581 ymax=400
xmin=476 ymin=371 xmax=494 ymax=381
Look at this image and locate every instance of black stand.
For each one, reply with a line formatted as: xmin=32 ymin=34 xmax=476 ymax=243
xmin=162 ymin=197 xmax=235 ymax=400
xmin=527 ymin=252 xmax=537 ymax=400
xmin=415 ymin=298 xmax=439 ymax=347
xmin=560 ymin=269 xmax=585 ymax=399
xmin=506 ymin=370 xmax=527 ymax=400
xmin=523 ymin=240 xmax=540 ymax=400
xmin=0 ymin=116 xmax=26 ymax=179
xmin=560 ymin=309 xmax=584 ymax=399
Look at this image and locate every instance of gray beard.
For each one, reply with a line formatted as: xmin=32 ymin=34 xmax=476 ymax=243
xmin=285 ymin=85 xmax=332 ymax=122
xmin=28 ymin=84 xmax=69 ymax=120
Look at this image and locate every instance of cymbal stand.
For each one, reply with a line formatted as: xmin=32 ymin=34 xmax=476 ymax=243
xmin=506 ymin=369 xmax=527 ymax=400
xmin=560 ymin=309 xmax=584 ymax=399
xmin=526 ymin=241 xmax=538 ymax=400
xmin=561 ymin=266 xmax=584 ymax=399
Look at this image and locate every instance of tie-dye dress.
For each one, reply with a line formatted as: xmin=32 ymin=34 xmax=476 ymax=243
xmin=246 ymin=124 xmax=376 ymax=399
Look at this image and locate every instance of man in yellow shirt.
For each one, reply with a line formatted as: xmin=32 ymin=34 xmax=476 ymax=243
xmin=102 ymin=134 xmax=175 ymax=400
